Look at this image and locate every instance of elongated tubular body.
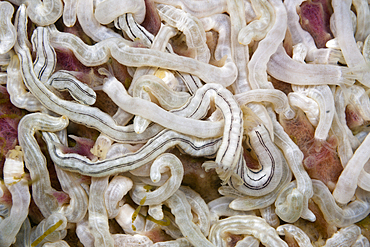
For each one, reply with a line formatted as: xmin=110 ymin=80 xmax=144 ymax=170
xmin=43 ymin=129 xmax=222 ymax=177
xmin=18 ymin=113 xmax=69 ymax=217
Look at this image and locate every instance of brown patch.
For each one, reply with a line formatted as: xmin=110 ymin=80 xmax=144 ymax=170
xmin=298 ymin=0 xmax=333 ymax=48
xmin=270 ymin=76 xmax=293 ymax=95
xmin=169 ymin=33 xmax=197 ymax=59
xmin=57 ymin=19 xmax=94 ymax=45
xmin=345 ymin=104 xmax=364 ymax=130
xmin=280 ymin=109 xmax=315 ymax=156
xmin=284 ymin=230 xmax=300 ymax=247
xmin=0 ymin=85 xmax=25 ymax=176
xmin=280 ymin=110 xmax=343 ymax=187
xmin=206 ymin=31 xmax=227 ymax=67
xmin=111 ymin=58 xmax=132 ymax=89
xmin=222 ymin=232 xmax=244 ymax=247
xmin=0 ymin=184 xmax=12 ymax=206
xmin=109 ymin=218 xmax=125 ymax=234
xmin=242 ymin=145 xmax=261 ymax=171
xmin=59 ymin=135 xmax=97 ymax=161
xmin=308 ymin=200 xmax=337 ymax=239
xmin=64 ymin=225 xmax=85 ymax=247
xmin=303 ymin=137 xmax=343 ymax=188
xmin=55 ymin=49 xmax=91 ymax=74
xmin=356 ymin=216 xmax=370 ymax=241
xmin=143 ymin=225 xmax=173 ymax=243
xmin=52 ymin=190 xmax=70 ymax=206
xmin=28 ymin=197 xmax=45 ymax=225
xmin=92 ymin=90 xmax=119 ymax=117
xmin=292 ymin=200 xmax=337 ymax=243
xmin=283 ymin=28 xmax=294 ymax=57
xmin=171 ymin=149 xmax=221 ymax=203
xmin=141 ymin=0 xmax=162 ymax=35
xmin=67 ymin=122 xmax=100 ymax=143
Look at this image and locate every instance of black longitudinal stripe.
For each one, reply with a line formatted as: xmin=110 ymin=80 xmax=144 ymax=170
xmin=48 ymin=130 xmax=222 ymax=175
xmin=170 ymin=87 xmax=217 ymax=119
xmin=19 ymin=47 xmax=157 ymax=143
xmin=36 ymin=29 xmax=48 ymax=80
xmin=174 ymin=72 xmax=195 ymax=95
xmin=127 ymin=13 xmax=199 ymax=95
xmin=217 ymin=91 xmax=242 ymax=169
xmin=133 ymin=16 xmax=153 ymax=43
xmin=14 ymin=10 xmax=148 ymax=143
xmin=241 ymin=130 xmax=275 ymax=190
xmin=168 ymin=86 xmax=241 ymax=173
xmin=34 ymin=28 xmax=57 ymax=82
xmin=32 ymin=31 xmax=40 ymax=66
xmin=49 ymin=42 xmax=56 ymax=74
xmin=126 ymin=14 xmax=137 ymax=39
xmin=181 ymin=87 xmax=207 ymax=118
xmin=51 ymin=77 xmax=96 ymax=99
xmin=255 ymin=130 xmax=275 ymax=184
xmin=230 ymin=128 xmax=276 ymax=191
